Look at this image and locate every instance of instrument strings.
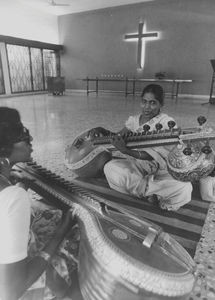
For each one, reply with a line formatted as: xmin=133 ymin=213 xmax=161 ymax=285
xmin=17 ymin=161 xmax=160 ymax=241
xmin=93 ymin=128 xmax=180 ymax=145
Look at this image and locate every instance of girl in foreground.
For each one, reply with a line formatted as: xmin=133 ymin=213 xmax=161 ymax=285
xmin=0 ymin=107 xmax=78 ymax=300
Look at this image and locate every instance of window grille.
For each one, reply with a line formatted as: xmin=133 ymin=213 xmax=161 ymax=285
xmin=43 ymin=49 xmax=57 ymax=89
xmin=0 ymin=53 xmax=5 ymax=94
xmin=30 ymin=47 xmax=44 ymax=91
xmin=6 ymin=44 xmax=58 ymax=93
xmin=7 ymin=44 xmax=32 ymax=93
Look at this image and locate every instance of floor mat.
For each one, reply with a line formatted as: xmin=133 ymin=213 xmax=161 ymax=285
xmin=73 ymin=177 xmax=210 ymax=258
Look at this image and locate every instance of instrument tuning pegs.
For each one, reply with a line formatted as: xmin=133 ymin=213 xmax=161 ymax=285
xmin=74 ymin=138 xmax=84 ymax=148
xmin=155 ymin=123 xmax=163 ymax=132
xmin=167 ymin=120 xmax=176 ymax=130
xmin=183 ymin=140 xmax=193 ymax=156
xmin=197 ymin=116 xmax=207 ymax=126
xmin=183 ymin=147 xmax=193 ymax=156
xmin=143 ymin=124 xmax=150 ymax=133
xmin=201 ymin=145 xmax=212 ymax=154
xmin=201 ymin=140 xmax=212 ymax=154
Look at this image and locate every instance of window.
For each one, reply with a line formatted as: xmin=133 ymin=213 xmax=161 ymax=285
xmin=7 ymin=44 xmax=31 ymax=93
xmin=43 ymin=49 xmax=57 ymax=89
xmin=6 ymin=44 xmax=58 ymax=93
xmin=0 ymin=53 xmax=5 ymax=94
xmin=30 ymin=47 xmax=44 ymax=91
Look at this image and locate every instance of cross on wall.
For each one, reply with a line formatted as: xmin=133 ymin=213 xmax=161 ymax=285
xmin=124 ymin=22 xmax=159 ymax=69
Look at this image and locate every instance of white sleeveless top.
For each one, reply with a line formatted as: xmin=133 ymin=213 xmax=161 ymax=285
xmin=0 ymin=186 xmax=30 ymax=264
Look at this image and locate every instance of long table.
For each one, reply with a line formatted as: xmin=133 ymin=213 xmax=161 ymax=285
xmin=81 ymin=77 xmax=193 ymax=100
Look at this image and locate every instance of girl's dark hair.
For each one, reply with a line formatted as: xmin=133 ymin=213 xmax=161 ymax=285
xmin=0 ymin=107 xmax=24 ymax=157
xmin=141 ymin=84 xmax=164 ymax=106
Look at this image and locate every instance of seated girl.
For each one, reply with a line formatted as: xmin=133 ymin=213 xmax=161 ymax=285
xmin=89 ymin=84 xmax=192 ymax=211
xmin=0 ymin=107 xmax=79 ymax=300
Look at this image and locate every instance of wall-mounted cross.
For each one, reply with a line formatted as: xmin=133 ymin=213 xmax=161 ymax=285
xmin=124 ymin=22 xmax=158 ymax=69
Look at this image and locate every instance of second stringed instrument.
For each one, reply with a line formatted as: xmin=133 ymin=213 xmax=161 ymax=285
xmin=14 ymin=162 xmax=196 ymax=300
xmin=65 ymin=117 xmax=215 ymax=181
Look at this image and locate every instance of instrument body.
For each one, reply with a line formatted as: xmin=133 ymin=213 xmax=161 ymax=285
xmin=15 ymin=162 xmax=196 ymax=300
xmin=77 ymin=205 xmax=195 ymax=300
xmin=168 ymin=141 xmax=215 ymax=182
xmin=65 ymin=130 xmax=112 ymax=178
xmin=65 ymin=126 xmax=215 ymax=181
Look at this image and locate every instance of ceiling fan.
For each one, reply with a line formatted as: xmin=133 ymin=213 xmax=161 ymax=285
xmin=48 ymin=0 xmax=70 ymax=6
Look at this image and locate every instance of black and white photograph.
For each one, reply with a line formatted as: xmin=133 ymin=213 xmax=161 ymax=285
xmin=0 ymin=0 xmax=215 ymax=299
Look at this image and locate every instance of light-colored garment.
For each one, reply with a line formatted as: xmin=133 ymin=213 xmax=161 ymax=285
xmin=104 ymin=113 xmax=192 ymax=211
xmin=0 ymin=185 xmax=79 ymax=300
xmin=25 ymin=200 xmax=79 ymax=300
xmin=0 ymin=186 xmax=30 ymax=264
xmin=199 ymin=176 xmax=215 ymax=202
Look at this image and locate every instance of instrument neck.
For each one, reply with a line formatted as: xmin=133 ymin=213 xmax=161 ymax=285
xmin=93 ymin=129 xmax=180 ymax=146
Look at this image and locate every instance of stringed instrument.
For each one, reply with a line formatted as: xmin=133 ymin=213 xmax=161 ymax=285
xmin=65 ymin=117 xmax=215 ymax=181
xmin=14 ymin=162 xmax=196 ymax=300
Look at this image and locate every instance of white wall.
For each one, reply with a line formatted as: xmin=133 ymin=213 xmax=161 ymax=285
xmin=0 ymin=0 xmax=59 ymax=44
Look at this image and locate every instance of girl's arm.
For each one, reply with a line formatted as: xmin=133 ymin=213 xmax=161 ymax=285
xmin=0 ymin=210 xmax=75 ymax=300
xmin=110 ymin=134 xmax=153 ymax=160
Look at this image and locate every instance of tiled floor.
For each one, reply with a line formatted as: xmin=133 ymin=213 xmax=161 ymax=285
xmin=1 ymin=91 xmax=215 ymax=299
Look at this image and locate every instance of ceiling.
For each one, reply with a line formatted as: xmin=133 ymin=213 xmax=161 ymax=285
xmin=0 ymin=0 xmax=154 ymax=16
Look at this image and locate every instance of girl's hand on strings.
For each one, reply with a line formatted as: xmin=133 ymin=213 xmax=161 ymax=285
xmin=110 ymin=134 xmax=128 ymax=154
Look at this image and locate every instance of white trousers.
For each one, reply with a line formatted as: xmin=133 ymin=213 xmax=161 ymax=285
xmin=104 ymin=158 xmax=192 ymax=211
xmin=199 ymin=176 xmax=215 ymax=202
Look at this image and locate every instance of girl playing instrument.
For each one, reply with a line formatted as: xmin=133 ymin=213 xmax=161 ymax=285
xmin=90 ymin=84 xmax=192 ymax=211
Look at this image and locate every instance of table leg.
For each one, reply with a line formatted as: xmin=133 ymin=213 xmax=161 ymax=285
xmin=171 ymin=82 xmax=175 ymax=99
xmin=125 ymin=78 xmax=128 ymax=97
xmin=175 ymin=82 xmax=180 ymax=101
xmin=133 ymin=80 xmax=136 ymax=96
xmin=96 ymin=77 xmax=98 ymax=95
xmin=86 ymin=77 xmax=89 ymax=95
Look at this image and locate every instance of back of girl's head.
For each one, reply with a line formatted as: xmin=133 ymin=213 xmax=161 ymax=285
xmin=0 ymin=107 xmax=21 ymax=124
xmin=141 ymin=84 xmax=164 ymax=105
xmin=0 ymin=107 xmax=23 ymax=156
